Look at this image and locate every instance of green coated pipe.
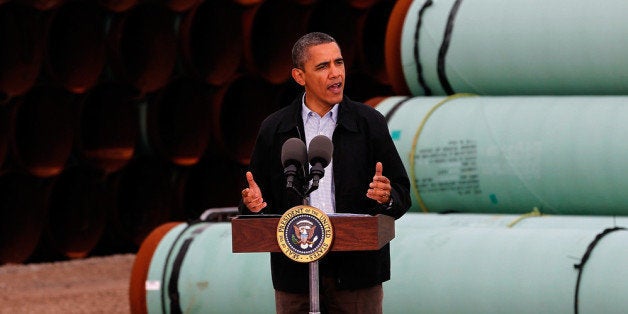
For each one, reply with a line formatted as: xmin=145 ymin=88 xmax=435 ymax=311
xmin=389 ymin=214 xmax=628 ymax=314
xmin=375 ymin=95 xmax=628 ymax=215
xmin=131 ymin=213 xmax=628 ymax=313
xmin=387 ymin=0 xmax=628 ymax=96
xmin=143 ymin=222 xmax=273 ymax=314
xmin=395 ymin=212 xmax=628 ymax=230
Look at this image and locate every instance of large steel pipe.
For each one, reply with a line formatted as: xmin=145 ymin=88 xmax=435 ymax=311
xmin=307 ymin=0 xmax=363 ymax=71
xmin=373 ymin=95 xmax=628 ymax=215
xmin=395 ymin=212 xmax=628 ymax=230
xmin=99 ymin=0 xmax=201 ymax=12
xmin=386 ymin=0 xmax=628 ymax=96
xmin=346 ymin=0 xmax=384 ymax=10
xmin=159 ymin=0 xmax=202 ymax=12
xmin=355 ymin=0 xmax=396 ymax=86
xmin=9 ymin=85 xmax=75 ymax=178
xmin=129 ymin=213 xmax=628 ymax=313
xmin=389 ymin=214 xmax=628 ymax=314
xmin=0 ymin=171 xmax=52 ymax=264
xmin=178 ymin=0 xmax=248 ymax=86
xmin=208 ymin=75 xmax=282 ymax=165
xmin=16 ymin=0 xmax=66 ymax=11
xmin=76 ymin=82 xmax=139 ymax=174
xmin=102 ymin=157 xmax=184 ymax=250
xmin=130 ymin=220 xmax=273 ymax=314
xmin=232 ymin=0 xmax=265 ymax=6
xmin=242 ymin=0 xmax=312 ymax=84
xmin=40 ymin=165 xmax=109 ymax=259
xmin=179 ymin=151 xmax=246 ymax=220
xmin=99 ymin=0 xmax=140 ymax=13
xmin=44 ymin=1 xmax=107 ymax=94
xmin=129 ymin=222 xmax=180 ymax=314
xmin=140 ymin=77 xmax=213 ymax=167
xmin=106 ymin=3 xmax=177 ymax=95
xmin=0 ymin=105 xmax=9 ymax=169
xmin=0 ymin=3 xmax=45 ymax=102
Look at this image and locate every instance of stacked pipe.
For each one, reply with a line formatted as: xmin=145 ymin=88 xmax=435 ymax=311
xmin=124 ymin=0 xmax=628 ymax=313
xmin=385 ymin=0 xmax=628 ymax=96
xmin=2 ymin=0 xmax=626 ymax=312
xmin=130 ymin=213 xmax=628 ymax=313
xmin=373 ymin=95 xmax=628 ymax=216
xmin=0 ymin=0 xmax=398 ymax=264
xmin=372 ymin=0 xmax=628 ymax=312
xmin=374 ymin=0 xmax=628 ymax=212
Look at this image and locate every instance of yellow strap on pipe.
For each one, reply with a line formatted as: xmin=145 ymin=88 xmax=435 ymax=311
xmin=409 ymin=93 xmax=477 ymax=212
xmin=507 ymin=207 xmax=543 ymax=228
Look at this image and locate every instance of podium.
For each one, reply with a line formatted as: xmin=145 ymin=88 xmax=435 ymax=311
xmin=232 ymin=213 xmax=395 ymax=253
xmin=231 ymin=213 xmax=395 ymax=313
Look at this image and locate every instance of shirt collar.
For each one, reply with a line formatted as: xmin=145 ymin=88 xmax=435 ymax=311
xmin=301 ymin=93 xmax=339 ymax=123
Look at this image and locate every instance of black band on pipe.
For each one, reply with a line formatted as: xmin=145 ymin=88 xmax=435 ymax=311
xmin=413 ymin=0 xmax=434 ymax=96
xmin=160 ymin=224 xmax=193 ymax=313
xmin=573 ymin=226 xmax=626 ymax=314
xmin=159 ymin=221 xmax=206 ymax=313
xmin=167 ymin=223 xmax=209 ymax=314
xmin=168 ymin=237 xmax=193 ymax=314
xmin=437 ymin=0 xmax=463 ymax=95
xmin=384 ymin=97 xmax=413 ymax=122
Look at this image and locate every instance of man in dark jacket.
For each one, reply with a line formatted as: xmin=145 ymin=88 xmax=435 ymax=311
xmin=240 ymin=32 xmax=410 ymax=313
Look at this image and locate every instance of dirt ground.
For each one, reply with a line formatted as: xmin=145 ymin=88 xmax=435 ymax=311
xmin=0 ymin=254 xmax=135 ymax=314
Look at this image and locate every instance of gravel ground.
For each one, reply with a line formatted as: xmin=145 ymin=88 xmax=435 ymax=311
xmin=0 ymin=254 xmax=135 ymax=314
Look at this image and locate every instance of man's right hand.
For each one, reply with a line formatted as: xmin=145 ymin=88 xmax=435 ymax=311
xmin=241 ymin=171 xmax=267 ymax=213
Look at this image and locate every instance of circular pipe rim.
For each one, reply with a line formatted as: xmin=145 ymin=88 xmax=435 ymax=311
xmin=385 ymin=0 xmax=413 ymax=95
xmin=129 ymin=222 xmax=181 ymax=314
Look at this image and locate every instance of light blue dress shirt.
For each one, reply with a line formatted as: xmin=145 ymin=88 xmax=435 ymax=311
xmin=301 ymin=94 xmax=338 ymax=213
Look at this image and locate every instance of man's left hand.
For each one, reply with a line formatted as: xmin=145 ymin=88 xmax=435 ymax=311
xmin=366 ymin=162 xmax=391 ymax=204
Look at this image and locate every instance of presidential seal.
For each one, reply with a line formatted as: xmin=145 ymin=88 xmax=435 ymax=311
xmin=276 ymin=205 xmax=333 ymax=263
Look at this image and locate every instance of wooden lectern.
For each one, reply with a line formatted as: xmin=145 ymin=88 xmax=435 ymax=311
xmin=231 ymin=213 xmax=395 ymax=253
xmin=231 ymin=213 xmax=395 ymax=313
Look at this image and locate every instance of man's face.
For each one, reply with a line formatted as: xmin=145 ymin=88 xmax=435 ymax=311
xmin=292 ymin=42 xmax=345 ymax=113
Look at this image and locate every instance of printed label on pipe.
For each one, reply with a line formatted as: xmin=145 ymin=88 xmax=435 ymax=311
xmin=415 ymin=139 xmax=481 ymax=195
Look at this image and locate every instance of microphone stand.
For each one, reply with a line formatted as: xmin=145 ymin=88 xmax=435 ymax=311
xmin=303 ymin=182 xmax=320 ymax=314
xmin=288 ymin=175 xmax=321 ymax=314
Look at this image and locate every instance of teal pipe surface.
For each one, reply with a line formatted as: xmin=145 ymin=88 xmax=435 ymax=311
xmin=394 ymin=0 xmax=628 ymax=96
xmin=145 ymin=222 xmax=273 ymax=314
xmin=389 ymin=214 xmax=628 ymax=314
xmin=375 ymin=95 xmax=628 ymax=215
xmin=395 ymin=212 xmax=628 ymax=230
xmin=138 ymin=213 xmax=628 ymax=313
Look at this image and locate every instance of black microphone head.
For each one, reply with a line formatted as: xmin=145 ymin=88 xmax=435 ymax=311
xmin=308 ymin=135 xmax=333 ymax=167
xmin=281 ymin=137 xmax=307 ymax=167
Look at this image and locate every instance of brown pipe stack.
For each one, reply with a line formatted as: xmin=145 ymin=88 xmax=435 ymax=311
xmin=0 ymin=0 xmax=398 ymax=263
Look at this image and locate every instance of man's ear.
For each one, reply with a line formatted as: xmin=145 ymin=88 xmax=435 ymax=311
xmin=291 ymin=68 xmax=305 ymax=86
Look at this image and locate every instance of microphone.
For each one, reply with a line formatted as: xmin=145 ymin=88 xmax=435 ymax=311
xmin=281 ymin=137 xmax=307 ymax=190
xmin=307 ymin=135 xmax=333 ymax=190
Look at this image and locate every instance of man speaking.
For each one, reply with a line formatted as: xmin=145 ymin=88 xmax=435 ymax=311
xmin=239 ymin=32 xmax=410 ymax=314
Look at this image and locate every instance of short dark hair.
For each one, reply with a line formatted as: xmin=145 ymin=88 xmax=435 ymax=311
xmin=291 ymin=32 xmax=337 ymax=69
